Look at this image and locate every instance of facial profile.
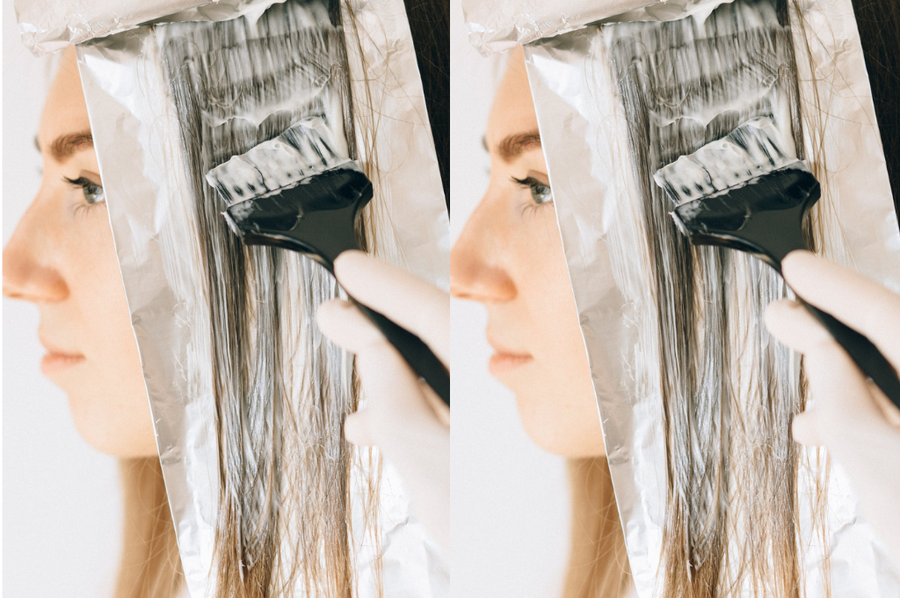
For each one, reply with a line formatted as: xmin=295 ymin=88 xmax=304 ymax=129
xmin=2 ymin=49 xmax=156 ymax=458
xmin=450 ymin=48 xmax=604 ymax=458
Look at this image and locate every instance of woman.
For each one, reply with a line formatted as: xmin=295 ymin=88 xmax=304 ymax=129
xmin=3 ymin=48 xmax=185 ymax=596
xmin=449 ymin=46 xmax=632 ymax=598
xmin=330 ymin=24 xmax=900 ymax=598
xmin=3 ymin=1 xmax=450 ymax=594
xmin=439 ymin=10 xmax=898 ymax=598
xmin=333 ymin=44 xmax=634 ymax=598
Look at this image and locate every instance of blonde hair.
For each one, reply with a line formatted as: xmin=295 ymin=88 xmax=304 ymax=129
xmin=114 ymin=458 xmax=184 ymax=598
xmin=106 ymin=0 xmax=449 ymax=593
xmin=561 ymin=458 xmax=632 ymax=598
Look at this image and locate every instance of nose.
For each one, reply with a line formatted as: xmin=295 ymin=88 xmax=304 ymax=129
xmin=3 ymin=196 xmax=68 ymax=303
xmin=450 ymin=195 xmax=517 ymax=303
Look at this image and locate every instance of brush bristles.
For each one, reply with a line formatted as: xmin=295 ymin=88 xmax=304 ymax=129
xmin=652 ymin=115 xmax=797 ymax=205
xmin=205 ymin=115 xmax=350 ymax=205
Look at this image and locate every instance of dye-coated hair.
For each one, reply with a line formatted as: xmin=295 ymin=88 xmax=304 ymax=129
xmin=107 ymin=0 xmax=449 ymax=596
xmin=603 ymin=1 xmax=815 ymax=595
xmin=571 ymin=1 xmax=900 ymax=596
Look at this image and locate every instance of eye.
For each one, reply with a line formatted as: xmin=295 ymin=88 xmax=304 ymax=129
xmin=64 ymin=176 xmax=106 ymax=205
xmin=511 ymin=176 xmax=553 ymax=205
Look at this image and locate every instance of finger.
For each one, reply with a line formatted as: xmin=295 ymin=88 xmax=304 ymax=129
xmin=764 ymin=298 xmax=832 ymax=354
xmin=344 ymin=409 xmax=376 ymax=446
xmin=781 ymin=250 xmax=900 ymax=364
xmin=318 ymin=300 xmax=451 ymax=427
xmin=791 ymin=410 xmax=823 ymax=446
xmin=319 ymin=299 xmax=448 ymax=438
xmin=353 ymin=334 xmax=447 ymax=447
xmin=333 ymin=251 xmax=449 ymax=363
xmin=316 ymin=299 xmax=383 ymax=353
xmin=767 ymin=296 xmax=898 ymax=447
xmin=802 ymin=336 xmax=892 ymax=443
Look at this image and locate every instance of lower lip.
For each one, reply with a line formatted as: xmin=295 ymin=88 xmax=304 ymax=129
xmin=489 ymin=352 xmax=534 ymax=375
xmin=41 ymin=353 xmax=86 ymax=375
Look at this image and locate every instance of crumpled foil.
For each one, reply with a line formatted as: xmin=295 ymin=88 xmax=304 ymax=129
xmin=14 ymin=0 xmax=286 ymax=55
xmin=69 ymin=0 xmax=449 ymax=595
xmin=522 ymin=0 xmax=900 ymax=596
xmin=462 ymin=0 xmax=735 ymax=56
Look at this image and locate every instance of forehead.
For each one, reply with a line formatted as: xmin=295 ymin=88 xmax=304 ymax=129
xmin=38 ymin=49 xmax=92 ymax=148
xmin=486 ymin=49 xmax=540 ymax=151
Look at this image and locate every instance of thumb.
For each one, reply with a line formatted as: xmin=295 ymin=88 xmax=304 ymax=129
xmin=344 ymin=409 xmax=376 ymax=446
xmin=791 ymin=410 xmax=824 ymax=446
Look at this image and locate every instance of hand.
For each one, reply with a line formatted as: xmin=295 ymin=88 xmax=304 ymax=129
xmin=765 ymin=250 xmax=900 ymax=569
xmin=316 ymin=251 xmax=451 ymax=555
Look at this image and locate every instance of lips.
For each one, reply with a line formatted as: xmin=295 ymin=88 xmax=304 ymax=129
xmin=487 ymin=336 xmax=533 ymax=375
xmin=39 ymin=335 xmax=86 ymax=375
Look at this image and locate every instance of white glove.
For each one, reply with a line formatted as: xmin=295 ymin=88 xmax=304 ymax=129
xmin=316 ymin=250 xmax=451 ymax=556
xmin=765 ymin=250 xmax=900 ymax=570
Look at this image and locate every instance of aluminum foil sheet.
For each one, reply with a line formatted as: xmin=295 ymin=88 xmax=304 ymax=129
xmin=462 ymin=0 xmax=735 ymax=56
xmin=73 ymin=0 xmax=449 ymax=595
xmin=15 ymin=0 xmax=286 ymax=55
xmin=522 ymin=0 xmax=900 ymax=596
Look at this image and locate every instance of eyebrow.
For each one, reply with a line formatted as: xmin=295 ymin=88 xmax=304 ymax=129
xmin=494 ymin=130 xmax=542 ymax=163
xmin=34 ymin=130 xmax=94 ymax=162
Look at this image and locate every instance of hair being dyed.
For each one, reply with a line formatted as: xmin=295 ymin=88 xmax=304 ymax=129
xmin=161 ymin=2 xmax=372 ymax=595
xmin=102 ymin=0 xmax=448 ymax=595
xmin=602 ymin=1 xmax=818 ymax=595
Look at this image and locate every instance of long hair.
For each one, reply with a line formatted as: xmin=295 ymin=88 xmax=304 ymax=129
xmin=109 ymin=0 xmax=449 ymax=596
xmin=562 ymin=458 xmax=632 ymax=598
xmin=562 ymin=1 xmax=900 ymax=596
xmin=605 ymin=2 xmax=811 ymax=595
xmin=114 ymin=458 xmax=185 ymax=598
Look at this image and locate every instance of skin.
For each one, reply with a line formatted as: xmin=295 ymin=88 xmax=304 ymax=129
xmin=3 ymin=49 xmax=156 ymax=458
xmin=766 ymin=250 xmax=900 ymax=570
xmin=317 ymin=251 xmax=451 ymax=559
xmin=449 ymin=48 xmax=604 ymax=458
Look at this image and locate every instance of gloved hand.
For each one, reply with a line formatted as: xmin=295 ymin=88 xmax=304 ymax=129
xmin=316 ymin=250 xmax=451 ymax=555
xmin=765 ymin=250 xmax=900 ymax=570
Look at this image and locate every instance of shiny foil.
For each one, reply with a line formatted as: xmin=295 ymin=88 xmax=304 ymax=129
xmin=70 ymin=0 xmax=449 ymax=595
xmin=522 ymin=0 xmax=900 ymax=596
xmin=462 ymin=0 xmax=734 ymax=55
xmin=14 ymin=0 xmax=287 ymax=55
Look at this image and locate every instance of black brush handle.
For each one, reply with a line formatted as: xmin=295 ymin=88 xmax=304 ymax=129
xmin=352 ymin=300 xmax=450 ymax=407
xmin=800 ymin=299 xmax=900 ymax=411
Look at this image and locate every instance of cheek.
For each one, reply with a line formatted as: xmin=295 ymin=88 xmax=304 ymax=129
xmin=522 ymin=210 xmax=589 ymax=374
xmin=65 ymin=215 xmax=156 ymax=457
xmin=512 ymin=211 xmax=605 ymax=457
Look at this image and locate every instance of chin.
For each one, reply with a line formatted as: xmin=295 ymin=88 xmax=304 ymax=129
xmin=66 ymin=392 xmax=158 ymax=458
xmin=511 ymin=387 xmax=607 ymax=458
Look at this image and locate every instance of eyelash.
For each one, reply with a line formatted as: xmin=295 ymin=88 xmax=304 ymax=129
xmin=63 ymin=176 xmax=105 ymax=214
xmin=510 ymin=176 xmax=553 ymax=213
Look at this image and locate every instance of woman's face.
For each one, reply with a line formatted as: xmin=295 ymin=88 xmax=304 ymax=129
xmin=2 ymin=50 xmax=157 ymax=458
xmin=451 ymin=50 xmax=605 ymax=458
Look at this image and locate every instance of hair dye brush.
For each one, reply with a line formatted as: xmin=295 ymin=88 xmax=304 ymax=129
xmin=206 ymin=116 xmax=450 ymax=407
xmin=653 ymin=115 xmax=900 ymax=409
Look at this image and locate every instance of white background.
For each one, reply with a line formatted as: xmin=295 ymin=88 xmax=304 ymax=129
xmin=0 ymin=0 xmax=571 ymax=596
xmin=2 ymin=3 xmax=124 ymax=598
xmin=449 ymin=1 xmax=572 ymax=596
